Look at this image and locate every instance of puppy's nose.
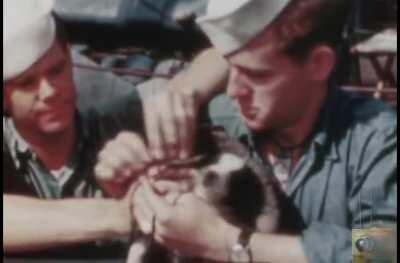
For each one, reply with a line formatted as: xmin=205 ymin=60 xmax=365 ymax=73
xmin=203 ymin=171 xmax=219 ymax=187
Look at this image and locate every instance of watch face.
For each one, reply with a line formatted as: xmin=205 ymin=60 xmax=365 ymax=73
xmin=230 ymin=244 xmax=251 ymax=262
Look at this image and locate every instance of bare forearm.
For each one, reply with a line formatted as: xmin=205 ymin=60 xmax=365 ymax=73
xmin=250 ymin=232 xmax=308 ymax=263
xmin=170 ymin=48 xmax=229 ymax=104
xmin=210 ymin=224 xmax=309 ymax=263
xmin=4 ymin=195 xmax=131 ymax=253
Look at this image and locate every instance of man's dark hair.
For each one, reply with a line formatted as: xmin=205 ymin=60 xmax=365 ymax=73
xmin=272 ymin=0 xmax=353 ymax=62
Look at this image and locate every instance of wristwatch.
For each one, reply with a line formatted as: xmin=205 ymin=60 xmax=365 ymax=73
xmin=228 ymin=227 xmax=253 ymax=262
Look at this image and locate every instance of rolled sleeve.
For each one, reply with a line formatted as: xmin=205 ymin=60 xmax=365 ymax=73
xmin=300 ymin=222 xmax=352 ymax=263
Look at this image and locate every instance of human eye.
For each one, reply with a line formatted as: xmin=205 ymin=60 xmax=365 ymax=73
xmin=248 ymin=69 xmax=273 ymax=80
xmin=14 ymin=76 xmax=39 ymax=88
xmin=239 ymin=66 xmax=272 ymax=80
xmin=48 ymin=60 xmax=66 ymax=76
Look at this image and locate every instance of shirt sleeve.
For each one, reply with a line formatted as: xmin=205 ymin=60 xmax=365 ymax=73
xmin=300 ymin=222 xmax=352 ymax=263
xmin=300 ymin=122 xmax=397 ymax=263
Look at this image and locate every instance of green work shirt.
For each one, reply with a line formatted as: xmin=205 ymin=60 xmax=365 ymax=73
xmin=206 ymin=87 xmax=397 ymax=263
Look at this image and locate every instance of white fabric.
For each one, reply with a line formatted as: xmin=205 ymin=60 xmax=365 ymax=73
xmin=205 ymin=0 xmax=250 ymax=18
xmin=197 ymin=0 xmax=291 ymax=55
xmin=3 ymin=0 xmax=55 ymax=81
xmin=353 ymin=29 xmax=398 ymax=53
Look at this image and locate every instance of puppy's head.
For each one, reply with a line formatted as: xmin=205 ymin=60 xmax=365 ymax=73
xmin=192 ymin=153 xmax=249 ymax=203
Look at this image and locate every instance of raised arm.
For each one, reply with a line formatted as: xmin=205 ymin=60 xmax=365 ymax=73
xmin=143 ymin=48 xmax=229 ymax=161
xmin=171 ymin=47 xmax=230 ymax=104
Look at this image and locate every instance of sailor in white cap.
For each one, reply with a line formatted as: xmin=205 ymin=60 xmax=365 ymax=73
xmin=3 ymin=0 xmax=244 ymax=257
xmin=3 ymin=0 xmax=148 ymax=256
xmin=3 ymin=0 xmax=56 ymax=81
xmin=119 ymin=0 xmax=396 ymax=262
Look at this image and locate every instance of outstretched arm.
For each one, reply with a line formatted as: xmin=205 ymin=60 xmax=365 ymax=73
xmin=4 ymin=194 xmax=132 ymax=253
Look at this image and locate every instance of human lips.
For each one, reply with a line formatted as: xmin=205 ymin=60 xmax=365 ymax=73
xmin=35 ymin=100 xmax=70 ymax=120
xmin=238 ymin=103 xmax=258 ymax=119
xmin=36 ymin=107 xmax=62 ymax=121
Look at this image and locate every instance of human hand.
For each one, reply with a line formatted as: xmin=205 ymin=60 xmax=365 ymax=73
xmin=143 ymin=48 xmax=229 ymax=162
xmin=132 ymin=178 xmax=231 ymax=261
xmin=143 ymin=73 xmax=200 ymax=162
xmin=95 ymin=132 xmax=151 ymax=199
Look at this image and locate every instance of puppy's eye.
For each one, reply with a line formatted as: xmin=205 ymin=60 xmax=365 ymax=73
xmin=203 ymin=171 xmax=219 ymax=187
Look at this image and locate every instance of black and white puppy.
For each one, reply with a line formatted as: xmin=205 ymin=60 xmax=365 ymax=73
xmin=126 ymin=128 xmax=300 ymax=263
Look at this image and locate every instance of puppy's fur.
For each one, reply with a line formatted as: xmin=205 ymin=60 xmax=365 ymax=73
xmin=127 ymin=128 xmax=303 ymax=263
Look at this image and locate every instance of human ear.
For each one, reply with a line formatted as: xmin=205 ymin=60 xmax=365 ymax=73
xmin=305 ymin=45 xmax=336 ymax=82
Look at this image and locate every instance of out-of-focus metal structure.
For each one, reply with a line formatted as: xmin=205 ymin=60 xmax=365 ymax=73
xmin=54 ymin=0 xmax=209 ymax=53
xmin=55 ymin=0 xmax=397 ymax=109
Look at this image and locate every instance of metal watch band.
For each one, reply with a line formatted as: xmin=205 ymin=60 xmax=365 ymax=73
xmin=238 ymin=227 xmax=253 ymax=249
xmin=232 ymin=227 xmax=253 ymax=263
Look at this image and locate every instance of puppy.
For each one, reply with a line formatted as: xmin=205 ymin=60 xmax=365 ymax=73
xmin=126 ymin=128 xmax=298 ymax=263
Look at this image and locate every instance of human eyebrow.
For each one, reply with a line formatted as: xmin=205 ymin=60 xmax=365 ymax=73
xmin=236 ymin=65 xmax=272 ymax=78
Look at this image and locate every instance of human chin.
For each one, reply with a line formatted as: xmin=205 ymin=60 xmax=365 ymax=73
xmin=240 ymin=113 xmax=268 ymax=132
xmin=38 ymin=120 xmax=68 ymax=134
xmin=245 ymin=120 xmax=268 ymax=132
xmin=37 ymin=112 xmax=74 ymax=134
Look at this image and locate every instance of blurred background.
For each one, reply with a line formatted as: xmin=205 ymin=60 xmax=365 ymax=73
xmin=53 ymin=0 xmax=397 ymax=110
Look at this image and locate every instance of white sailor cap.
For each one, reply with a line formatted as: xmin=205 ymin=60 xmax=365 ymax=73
xmin=3 ymin=0 xmax=56 ymax=82
xmin=197 ymin=0 xmax=291 ymax=55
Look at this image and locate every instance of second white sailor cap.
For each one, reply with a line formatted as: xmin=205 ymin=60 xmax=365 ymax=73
xmin=197 ymin=0 xmax=291 ymax=55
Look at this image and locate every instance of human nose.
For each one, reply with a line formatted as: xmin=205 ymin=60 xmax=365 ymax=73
xmin=226 ymin=69 xmax=251 ymax=99
xmin=38 ymin=79 xmax=56 ymax=101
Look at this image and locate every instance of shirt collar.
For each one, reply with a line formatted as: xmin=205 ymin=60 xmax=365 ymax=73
xmin=3 ymin=115 xmax=84 ymax=171
xmin=309 ymin=86 xmax=341 ymax=161
xmin=236 ymin=86 xmax=341 ymax=161
xmin=3 ymin=117 xmax=34 ymax=158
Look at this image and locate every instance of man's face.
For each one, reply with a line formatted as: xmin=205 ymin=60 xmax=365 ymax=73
xmin=4 ymin=39 xmax=76 ymax=135
xmin=226 ymin=32 xmax=315 ymax=133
